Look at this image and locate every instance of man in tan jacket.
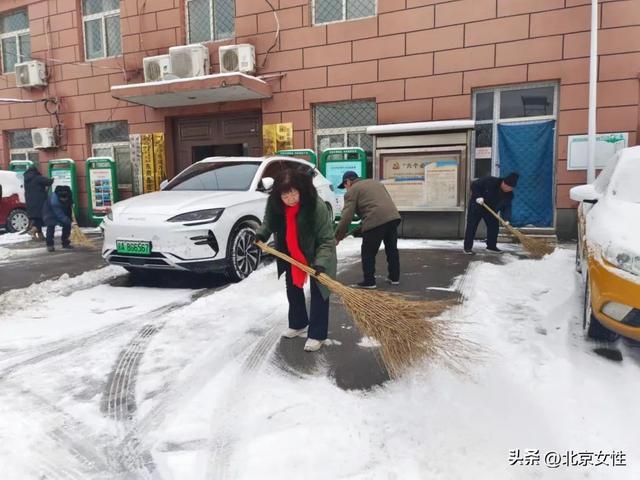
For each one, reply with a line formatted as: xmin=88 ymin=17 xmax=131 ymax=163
xmin=335 ymin=171 xmax=401 ymax=289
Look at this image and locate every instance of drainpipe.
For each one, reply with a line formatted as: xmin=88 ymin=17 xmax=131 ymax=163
xmin=587 ymin=0 xmax=598 ymax=184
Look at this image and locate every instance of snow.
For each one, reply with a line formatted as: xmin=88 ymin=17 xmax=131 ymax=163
xmin=367 ymin=119 xmax=475 ymax=135
xmin=0 ymin=232 xmax=32 ymax=246
xmin=111 ymin=71 xmax=268 ymax=90
xmin=1 ymin=243 xmax=639 ymax=479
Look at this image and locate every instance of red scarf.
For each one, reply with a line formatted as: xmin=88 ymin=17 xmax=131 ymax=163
xmin=284 ymin=203 xmax=308 ymax=288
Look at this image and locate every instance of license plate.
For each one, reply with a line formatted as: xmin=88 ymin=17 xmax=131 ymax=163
xmin=116 ymin=240 xmax=151 ymax=256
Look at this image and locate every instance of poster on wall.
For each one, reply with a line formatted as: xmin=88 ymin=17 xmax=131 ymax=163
xmin=567 ymin=132 xmax=628 ymax=170
xmin=89 ymin=168 xmax=114 ymax=213
xmin=381 ymin=154 xmax=461 ymax=209
xmin=263 ymin=123 xmax=293 ymax=155
xmin=425 ymin=160 xmax=459 ymax=207
xmin=153 ymin=132 xmax=166 ymax=190
xmin=129 ymin=134 xmax=143 ymax=196
xmin=141 ymin=134 xmax=155 ymax=193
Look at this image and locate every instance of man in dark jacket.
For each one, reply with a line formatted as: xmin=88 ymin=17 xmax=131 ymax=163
xmin=23 ymin=166 xmax=53 ymax=241
xmin=335 ymin=171 xmax=401 ymax=289
xmin=463 ymin=172 xmax=519 ymax=254
xmin=42 ymin=185 xmax=74 ymax=252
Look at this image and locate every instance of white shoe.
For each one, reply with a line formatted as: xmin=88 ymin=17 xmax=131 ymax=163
xmin=282 ymin=326 xmax=308 ymax=339
xmin=304 ymin=338 xmax=325 ymax=352
xmin=386 ymin=278 xmax=400 ymax=285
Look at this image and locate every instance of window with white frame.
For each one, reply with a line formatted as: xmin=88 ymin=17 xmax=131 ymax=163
xmin=8 ymin=130 xmax=39 ymax=164
xmin=471 ymin=83 xmax=557 ymax=179
xmin=91 ymin=122 xmax=132 ymax=186
xmin=313 ymin=0 xmax=376 ymax=25
xmin=186 ymin=0 xmax=235 ymax=44
xmin=83 ymin=0 xmax=121 ymax=60
xmin=314 ymin=101 xmax=376 ymax=174
xmin=0 ymin=9 xmax=30 ymax=73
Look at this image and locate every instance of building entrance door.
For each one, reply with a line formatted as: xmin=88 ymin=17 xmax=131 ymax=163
xmin=192 ymin=144 xmax=244 ymax=164
xmin=174 ymin=112 xmax=262 ymax=172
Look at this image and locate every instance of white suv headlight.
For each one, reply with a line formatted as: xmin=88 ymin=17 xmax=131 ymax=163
xmin=167 ymin=208 xmax=224 ymax=225
xmin=603 ymin=246 xmax=640 ymax=276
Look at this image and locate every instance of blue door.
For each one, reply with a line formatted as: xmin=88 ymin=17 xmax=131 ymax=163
xmin=498 ymin=120 xmax=555 ymax=228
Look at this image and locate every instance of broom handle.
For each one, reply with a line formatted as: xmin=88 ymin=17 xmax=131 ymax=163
xmin=255 ymin=240 xmax=324 ymax=280
xmin=480 ymin=202 xmax=510 ymax=228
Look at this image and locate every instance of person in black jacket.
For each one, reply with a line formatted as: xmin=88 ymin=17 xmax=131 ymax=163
xmin=23 ymin=166 xmax=53 ymax=241
xmin=463 ymin=172 xmax=519 ymax=254
xmin=42 ymin=185 xmax=74 ymax=252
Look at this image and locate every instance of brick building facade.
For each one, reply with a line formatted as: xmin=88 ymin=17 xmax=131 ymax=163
xmin=0 ymin=0 xmax=638 ymax=238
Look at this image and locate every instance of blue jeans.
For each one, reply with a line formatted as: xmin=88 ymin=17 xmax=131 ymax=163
xmin=285 ymin=266 xmax=329 ymax=341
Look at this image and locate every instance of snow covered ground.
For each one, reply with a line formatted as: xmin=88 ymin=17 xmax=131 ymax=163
xmin=0 ymin=239 xmax=638 ymax=479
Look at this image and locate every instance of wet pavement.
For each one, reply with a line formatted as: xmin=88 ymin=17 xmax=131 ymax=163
xmin=0 ymin=233 xmax=105 ymax=294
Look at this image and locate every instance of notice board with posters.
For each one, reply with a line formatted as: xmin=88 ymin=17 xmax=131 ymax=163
xmin=263 ymin=123 xmax=293 ymax=155
xmin=379 ymin=149 xmax=463 ymax=210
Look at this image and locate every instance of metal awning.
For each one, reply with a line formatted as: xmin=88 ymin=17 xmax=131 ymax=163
xmin=111 ymin=73 xmax=272 ymax=109
xmin=366 ymin=120 xmax=475 ymax=135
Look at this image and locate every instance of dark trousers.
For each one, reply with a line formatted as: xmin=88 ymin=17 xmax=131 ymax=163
xmin=463 ymin=201 xmax=499 ymax=250
xmin=361 ymin=219 xmax=400 ymax=284
xmin=285 ymin=266 xmax=329 ymax=341
xmin=45 ymin=224 xmax=71 ymax=247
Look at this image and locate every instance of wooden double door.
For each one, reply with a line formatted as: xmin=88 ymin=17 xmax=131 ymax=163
xmin=173 ymin=111 xmax=262 ymax=173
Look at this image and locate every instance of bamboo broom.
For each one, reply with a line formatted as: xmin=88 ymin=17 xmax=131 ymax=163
xmin=480 ymin=202 xmax=554 ymax=258
xmin=255 ymin=240 xmax=476 ymax=378
xmin=70 ymin=212 xmax=94 ymax=248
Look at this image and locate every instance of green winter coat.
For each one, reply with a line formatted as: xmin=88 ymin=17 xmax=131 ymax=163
xmin=256 ymin=196 xmax=337 ymax=299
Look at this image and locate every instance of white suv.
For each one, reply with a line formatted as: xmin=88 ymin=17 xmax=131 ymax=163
xmin=102 ymin=156 xmax=338 ymax=281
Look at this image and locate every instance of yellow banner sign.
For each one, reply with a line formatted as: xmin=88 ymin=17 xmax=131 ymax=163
xmin=263 ymin=122 xmax=293 ymax=155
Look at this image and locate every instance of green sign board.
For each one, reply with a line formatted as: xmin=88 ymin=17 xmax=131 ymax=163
xmin=48 ymin=159 xmax=79 ymax=220
xmin=319 ymin=147 xmax=367 ymax=232
xmin=86 ymin=157 xmax=118 ymax=225
xmin=276 ymin=149 xmax=318 ymax=167
xmin=9 ymin=160 xmax=36 ymax=177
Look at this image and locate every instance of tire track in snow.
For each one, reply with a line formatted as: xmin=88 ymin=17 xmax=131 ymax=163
xmin=0 ymin=382 xmax=118 ymax=479
xmin=0 ymin=293 xmax=205 ymax=380
xmin=207 ymin=321 xmax=283 ymax=479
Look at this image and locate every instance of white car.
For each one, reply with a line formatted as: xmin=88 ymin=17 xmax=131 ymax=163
xmin=102 ymin=156 xmax=338 ymax=281
xmin=570 ymin=146 xmax=640 ymax=341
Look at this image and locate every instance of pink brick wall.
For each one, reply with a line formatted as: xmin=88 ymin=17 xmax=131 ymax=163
xmin=0 ymin=0 xmax=638 ymax=215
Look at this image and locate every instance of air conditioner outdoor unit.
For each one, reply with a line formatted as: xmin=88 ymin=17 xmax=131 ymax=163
xmin=143 ymin=54 xmax=172 ymax=82
xmin=219 ymin=44 xmax=256 ymax=75
xmin=169 ymin=44 xmax=210 ymax=79
xmin=15 ymin=60 xmax=47 ymax=88
xmin=31 ymin=128 xmax=57 ymax=149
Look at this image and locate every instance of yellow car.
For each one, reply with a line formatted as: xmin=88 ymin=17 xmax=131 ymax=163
xmin=571 ymin=146 xmax=640 ymax=341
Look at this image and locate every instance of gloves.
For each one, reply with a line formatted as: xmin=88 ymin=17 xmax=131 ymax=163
xmin=475 ymin=197 xmax=484 ymax=205
xmin=311 ymin=264 xmax=326 ymax=277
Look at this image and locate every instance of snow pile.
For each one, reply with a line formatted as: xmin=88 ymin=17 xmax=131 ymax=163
xmin=0 ymin=232 xmax=31 ymax=246
xmin=0 ymin=266 xmax=125 ymax=320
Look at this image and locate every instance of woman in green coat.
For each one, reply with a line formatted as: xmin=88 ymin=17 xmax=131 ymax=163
xmin=255 ymin=168 xmax=337 ymax=352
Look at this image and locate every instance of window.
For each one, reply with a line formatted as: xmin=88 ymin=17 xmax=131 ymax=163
xmin=472 ymin=83 xmax=557 ymax=178
xmin=186 ymin=0 xmax=235 ymax=43
xmin=83 ymin=0 xmax=121 ymax=60
xmin=91 ymin=122 xmax=131 ymax=186
xmin=313 ymin=0 xmax=376 ymax=24
xmin=166 ymin=161 xmax=260 ymax=191
xmin=8 ymin=129 xmax=39 ymax=164
xmin=314 ymin=101 xmax=375 ymax=175
xmin=0 ymin=9 xmax=30 ymax=73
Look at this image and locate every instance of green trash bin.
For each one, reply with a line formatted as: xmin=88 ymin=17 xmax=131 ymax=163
xmin=86 ymin=157 xmax=119 ymax=225
xmin=319 ymin=147 xmax=368 ymax=233
xmin=48 ymin=159 xmax=79 ymax=220
xmin=276 ymin=149 xmax=318 ymax=167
